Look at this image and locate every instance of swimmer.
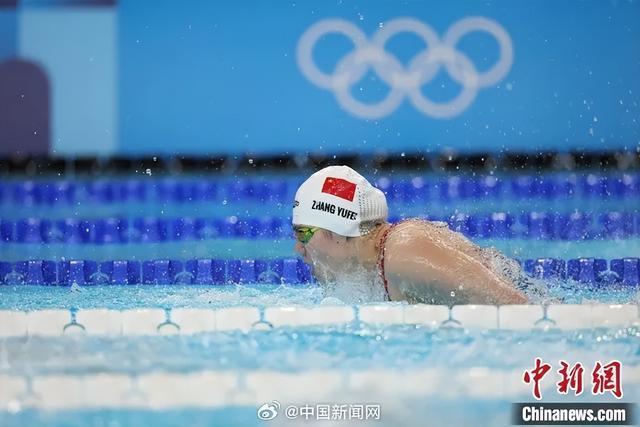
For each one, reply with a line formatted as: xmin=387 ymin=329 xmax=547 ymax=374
xmin=292 ymin=165 xmax=530 ymax=305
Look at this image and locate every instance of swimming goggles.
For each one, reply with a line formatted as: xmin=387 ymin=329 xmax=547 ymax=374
xmin=294 ymin=226 xmax=319 ymax=244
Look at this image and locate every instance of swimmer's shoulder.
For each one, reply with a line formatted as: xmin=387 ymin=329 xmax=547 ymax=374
xmin=386 ymin=218 xmax=441 ymax=242
xmin=383 ymin=219 xmax=438 ymax=258
xmin=382 ymin=219 xmax=446 ymax=292
xmin=384 ymin=217 xmax=471 ymax=266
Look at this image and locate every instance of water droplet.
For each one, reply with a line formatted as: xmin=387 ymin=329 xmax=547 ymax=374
xmin=6 ymin=399 xmax=21 ymax=414
xmin=450 ymin=291 xmax=456 ymax=297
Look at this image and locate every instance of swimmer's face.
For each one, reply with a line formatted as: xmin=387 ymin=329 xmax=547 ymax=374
xmin=293 ymin=225 xmax=352 ymax=282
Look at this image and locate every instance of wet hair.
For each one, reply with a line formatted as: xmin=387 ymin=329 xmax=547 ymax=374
xmin=359 ymin=219 xmax=384 ymax=236
xmin=325 ymin=220 xmax=384 ymax=241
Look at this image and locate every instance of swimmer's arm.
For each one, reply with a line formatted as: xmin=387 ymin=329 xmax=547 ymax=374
xmin=384 ymin=238 xmax=528 ymax=305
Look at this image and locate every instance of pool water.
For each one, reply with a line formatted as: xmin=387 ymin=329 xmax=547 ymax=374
xmin=0 ymin=171 xmax=639 ymax=427
xmin=2 ymin=313 xmax=639 ymax=375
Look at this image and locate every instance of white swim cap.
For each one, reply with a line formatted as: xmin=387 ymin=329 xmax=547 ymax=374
xmin=292 ymin=165 xmax=388 ymax=237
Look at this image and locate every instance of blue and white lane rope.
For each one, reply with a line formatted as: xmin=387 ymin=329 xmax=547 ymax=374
xmin=0 ymin=257 xmax=638 ymax=286
xmin=1 ymin=173 xmax=637 ymax=206
xmin=0 ymin=304 xmax=638 ymax=337
xmin=1 ymin=211 xmax=638 ymax=244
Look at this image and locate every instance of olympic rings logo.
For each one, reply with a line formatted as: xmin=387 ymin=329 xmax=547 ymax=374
xmin=296 ymin=17 xmax=513 ymax=119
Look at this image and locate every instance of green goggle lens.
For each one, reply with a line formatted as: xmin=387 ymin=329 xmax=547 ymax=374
xmin=294 ymin=227 xmax=319 ymax=244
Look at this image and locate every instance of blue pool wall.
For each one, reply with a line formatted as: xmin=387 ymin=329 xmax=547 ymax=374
xmin=0 ymin=0 xmax=639 ymax=155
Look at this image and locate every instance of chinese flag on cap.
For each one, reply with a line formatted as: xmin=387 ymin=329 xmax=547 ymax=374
xmin=321 ymin=177 xmax=357 ymax=201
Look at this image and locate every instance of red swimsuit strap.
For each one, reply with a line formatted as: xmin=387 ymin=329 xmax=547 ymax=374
xmin=377 ymin=221 xmax=403 ymax=301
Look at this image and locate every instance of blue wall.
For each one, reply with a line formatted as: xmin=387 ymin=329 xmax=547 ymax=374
xmin=0 ymin=8 xmax=17 ymax=61
xmin=2 ymin=0 xmax=639 ymax=155
xmin=19 ymin=7 xmax=117 ymax=155
xmin=1 ymin=0 xmax=116 ymax=156
xmin=118 ymin=0 xmax=640 ymax=155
